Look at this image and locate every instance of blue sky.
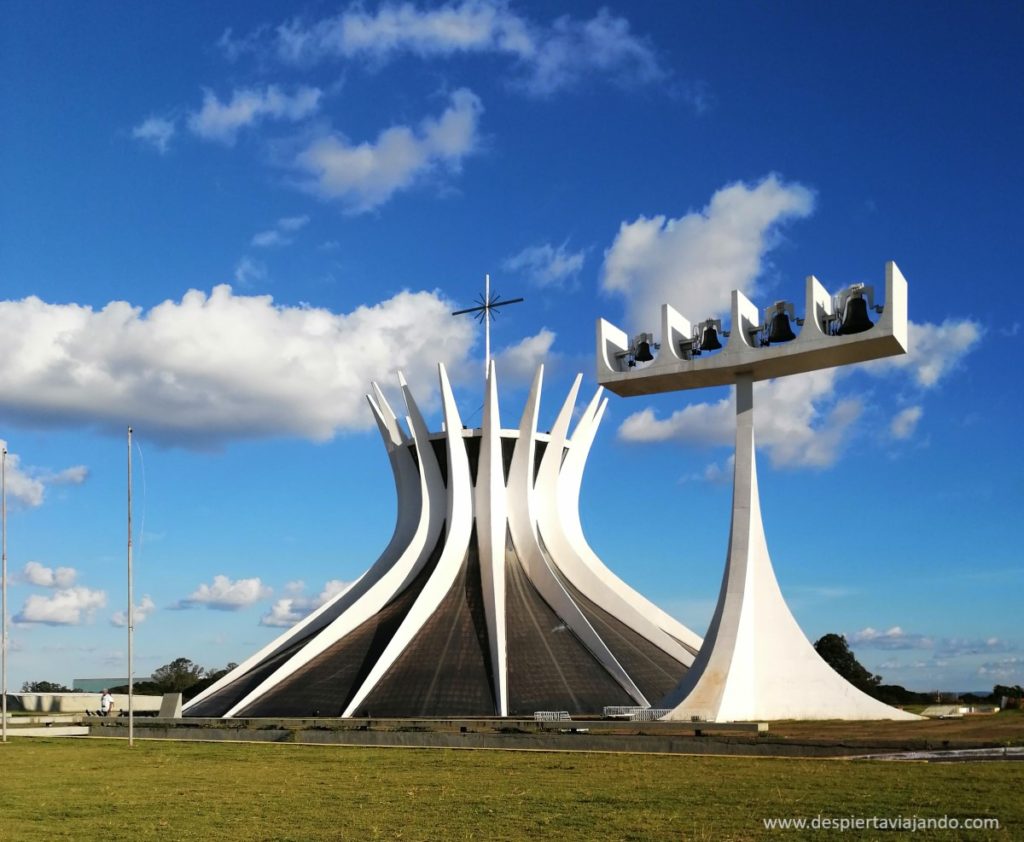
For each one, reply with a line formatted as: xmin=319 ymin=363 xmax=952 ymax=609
xmin=1 ymin=1 xmax=1021 ymax=694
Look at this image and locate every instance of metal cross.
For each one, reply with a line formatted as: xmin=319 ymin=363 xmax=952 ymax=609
xmin=452 ymin=274 xmax=524 ymax=378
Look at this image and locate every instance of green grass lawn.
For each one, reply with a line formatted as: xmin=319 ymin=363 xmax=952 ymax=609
xmin=1 ymin=739 xmax=1020 ymax=840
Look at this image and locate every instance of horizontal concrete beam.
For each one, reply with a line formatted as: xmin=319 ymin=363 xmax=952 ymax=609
xmin=597 ymin=262 xmax=908 ymax=396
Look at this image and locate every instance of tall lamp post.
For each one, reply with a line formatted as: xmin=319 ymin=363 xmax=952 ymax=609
xmin=596 ymin=262 xmax=919 ymax=722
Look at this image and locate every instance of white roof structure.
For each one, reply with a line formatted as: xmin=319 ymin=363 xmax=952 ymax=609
xmin=185 ymin=364 xmax=701 ymax=718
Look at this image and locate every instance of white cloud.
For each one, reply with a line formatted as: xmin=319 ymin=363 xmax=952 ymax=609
xmin=260 ymin=579 xmax=352 ymax=626
xmin=233 ymin=257 xmax=267 ymax=286
xmin=0 ymin=286 xmax=474 ymax=447
xmin=22 ymin=561 xmax=77 ymax=589
xmin=977 ymin=656 xmax=1024 ymax=680
xmin=251 ymin=230 xmax=287 ymax=248
xmin=15 ymin=586 xmax=107 ymax=625
xmin=188 ymin=85 xmax=322 ymax=145
xmin=175 ymin=575 xmax=272 ymax=611
xmin=889 ymin=405 xmax=923 ymax=440
xmin=277 ymin=215 xmax=310 ymax=232
xmin=864 ymin=319 xmax=982 ymax=388
xmin=268 ymin=2 xmax=663 ymax=95
xmin=601 ymin=174 xmax=815 ymax=332
xmin=680 ymin=454 xmax=734 ymax=485
xmin=503 ymin=242 xmax=585 ymax=287
xmin=0 ymin=442 xmax=88 ymax=508
xmin=293 ymin=88 xmax=482 ymax=213
xmin=110 ymin=595 xmax=156 ymax=627
xmin=494 ymin=329 xmax=556 ymax=383
xmin=251 ymin=215 xmax=311 ymax=247
xmin=132 ymin=116 xmax=176 ymax=154
xmin=619 ymin=369 xmax=862 ymax=469
xmin=516 ymin=7 xmax=663 ymax=96
xmin=849 ymin=626 xmax=934 ymax=650
xmin=43 ymin=465 xmax=90 ymax=485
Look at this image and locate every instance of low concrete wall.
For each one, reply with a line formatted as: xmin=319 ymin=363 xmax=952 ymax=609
xmin=11 ymin=693 xmax=163 ymax=714
xmin=86 ymin=717 xmax=863 ymax=758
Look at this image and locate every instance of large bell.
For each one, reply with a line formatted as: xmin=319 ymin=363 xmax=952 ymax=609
xmin=838 ymin=296 xmax=874 ymax=335
xmin=699 ymin=325 xmax=722 ymax=352
xmin=635 ymin=340 xmax=655 ymax=362
xmin=767 ymin=311 xmax=797 ymax=344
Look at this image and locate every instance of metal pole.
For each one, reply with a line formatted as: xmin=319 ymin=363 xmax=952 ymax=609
xmin=484 ymin=273 xmax=490 ymax=379
xmin=450 ymin=276 xmax=522 ymax=382
xmin=2 ymin=447 xmax=7 ymax=743
xmin=127 ymin=427 xmax=134 ymax=747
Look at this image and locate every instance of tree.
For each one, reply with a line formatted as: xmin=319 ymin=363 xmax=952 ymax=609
xmin=813 ymin=633 xmax=882 ymax=695
xmin=180 ymin=662 xmax=240 ymax=701
xmin=21 ymin=680 xmax=71 ymax=693
xmin=150 ymin=658 xmax=206 ymax=693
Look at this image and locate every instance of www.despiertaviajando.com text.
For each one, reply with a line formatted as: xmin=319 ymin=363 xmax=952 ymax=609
xmin=763 ymin=814 xmax=1000 ymax=832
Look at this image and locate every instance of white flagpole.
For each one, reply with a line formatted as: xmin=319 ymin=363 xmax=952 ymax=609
xmin=127 ymin=428 xmax=134 ymax=747
xmin=2 ymin=446 xmax=7 ymax=744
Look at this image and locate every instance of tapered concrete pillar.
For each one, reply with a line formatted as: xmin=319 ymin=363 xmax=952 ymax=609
xmin=661 ymin=375 xmax=919 ymax=721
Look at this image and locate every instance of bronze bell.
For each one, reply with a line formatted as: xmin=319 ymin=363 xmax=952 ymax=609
xmin=699 ymin=325 xmax=722 ymax=352
xmin=635 ymin=340 xmax=655 ymax=362
xmin=838 ymin=296 xmax=874 ymax=335
xmin=767 ymin=311 xmax=797 ymax=344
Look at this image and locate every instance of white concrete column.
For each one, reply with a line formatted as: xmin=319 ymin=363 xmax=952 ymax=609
xmin=662 ymin=376 xmax=919 ymax=721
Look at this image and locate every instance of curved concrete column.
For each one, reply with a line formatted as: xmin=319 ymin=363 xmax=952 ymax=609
xmin=221 ymin=373 xmax=448 ymax=717
xmin=187 ymin=380 xmax=425 ymax=713
xmin=535 ymin=387 xmax=700 ymax=662
xmin=507 ymin=368 xmax=648 ymax=706
xmin=342 ymin=363 xmax=475 ymax=716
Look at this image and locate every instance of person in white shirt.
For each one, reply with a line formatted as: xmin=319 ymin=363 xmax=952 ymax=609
xmin=99 ymin=689 xmax=114 ymax=717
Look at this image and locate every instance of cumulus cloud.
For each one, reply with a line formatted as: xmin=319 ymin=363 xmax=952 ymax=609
xmin=260 ymin=2 xmax=663 ymax=95
xmin=865 ymin=319 xmax=982 ymax=388
xmin=132 ymin=116 xmax=176 ymax=153
xmin=251 ymin=214 xmax=310 ymax=248
xmin=0 ymin=286 xmax=473 ymax=447
xmin=110 ymin=595 xmax=156 ymax=627
xmin=619 ymin=369 xmax=862 ymax=469
xmin=22 ymin=561 xmax=77 ymax=589
xmin=174 ymin=575 xmax=272 ymax=611
xmin=15 ymin=587 xmax=107 ymax=625
xmin=259 ymin=578 xmax=352 ymax=627
xmin=493 ymin=328 xmax=557 ymax=383
xmin=293 ymin=88 xmax=482 ymax=213
xmin=889 ymin=405 xmax=923 ymax=440
xmin=601 ymin=174 xmax=814 ymax=332
xmin=503 ymin=242 xmax=585 ymax=287
xmin=188 ymin=85 xmax=322 ymax=145
xmin=0 ymin=443 xmax=88 ymax=508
